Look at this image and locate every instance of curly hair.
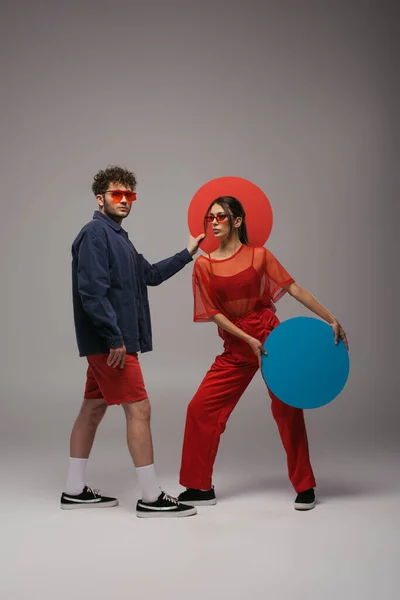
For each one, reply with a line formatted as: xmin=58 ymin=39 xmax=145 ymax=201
xmin=91 ymin=165 xmax=137 ymax=196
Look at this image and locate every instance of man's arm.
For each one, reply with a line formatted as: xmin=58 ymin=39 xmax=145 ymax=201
xmin=139 ymin=249 xmax=192 ymax=286
xmin=77 ymin=229 xmax=124 ymax=348
xmin=139 ymin=234 xmax=204 ymax=287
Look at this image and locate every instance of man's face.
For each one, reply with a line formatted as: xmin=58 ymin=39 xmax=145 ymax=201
xmin=96 ymin=181 xmax=136 ymax=222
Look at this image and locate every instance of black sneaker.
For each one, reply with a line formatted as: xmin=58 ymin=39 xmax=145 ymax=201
xmin=178 ymin=487 xmax=217 ymax=506
xmin=294 ymin=488 xmax=316 ymax=511
xmin=136 ymin=492 xmax=197 ymax=518
xmin=60 ymin=486 xmax=119 ymax=510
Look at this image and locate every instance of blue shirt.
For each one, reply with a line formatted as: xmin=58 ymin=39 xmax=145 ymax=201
xmin=72 ymin=211 xmax=193 ymax=356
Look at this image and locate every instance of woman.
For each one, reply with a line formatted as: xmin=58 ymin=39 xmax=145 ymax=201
xmin=178 ymin=196 xmax=348 ymax=510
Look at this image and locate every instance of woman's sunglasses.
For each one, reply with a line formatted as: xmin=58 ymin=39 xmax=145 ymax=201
xmin=104 ymin=190 xmax=137 ymax=204
xmin=205 ymin=213 xmax=228 ymax=223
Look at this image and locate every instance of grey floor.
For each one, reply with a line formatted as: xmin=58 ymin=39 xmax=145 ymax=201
xmin=1 ymin=442 xmax=399 ymax=600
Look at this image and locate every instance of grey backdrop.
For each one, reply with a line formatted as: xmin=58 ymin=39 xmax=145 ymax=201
xmin=1 ymin=0 xmax=398 ymax=484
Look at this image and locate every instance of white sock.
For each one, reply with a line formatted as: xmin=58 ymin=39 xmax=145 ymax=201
xmin=65 ymin=457 xmax=88 ymax=495
xmin=136 ymin=464 xmax=161 ymax=503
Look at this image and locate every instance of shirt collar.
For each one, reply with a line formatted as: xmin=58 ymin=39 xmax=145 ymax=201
xmin=93 ymin=210 xmax=122 ymax=232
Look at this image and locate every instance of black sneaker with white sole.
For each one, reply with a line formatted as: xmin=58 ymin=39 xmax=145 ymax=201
xmin=294 ymin=488 xmax=316 ymax=510
xmin=178 ymin=487 xmax=217 ymax=506
xmin=136 ymin=492 xmax=197 ymax=518
xmin=60 ymin=486 xmax=119 ymax=510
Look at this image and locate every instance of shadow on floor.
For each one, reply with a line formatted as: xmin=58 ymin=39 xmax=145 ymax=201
xmin=214 ymin=474 xmax=389 ymax=502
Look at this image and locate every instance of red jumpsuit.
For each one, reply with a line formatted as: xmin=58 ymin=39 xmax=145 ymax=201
xmin=179 ymin=244 xmax=316 ymax=493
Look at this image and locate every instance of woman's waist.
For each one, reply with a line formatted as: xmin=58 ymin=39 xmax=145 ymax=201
xmin=218 ymin=306 xmax=280 ymax=341
xmin=230 ymin=306 xmax=276 ymax=324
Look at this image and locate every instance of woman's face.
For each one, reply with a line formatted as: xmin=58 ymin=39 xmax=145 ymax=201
xmin=207 ymin=203 xmax=241 ymax=241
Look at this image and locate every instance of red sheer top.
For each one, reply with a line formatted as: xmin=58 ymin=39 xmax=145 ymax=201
xmin=193 ymin=244 xmax=295 ymax=322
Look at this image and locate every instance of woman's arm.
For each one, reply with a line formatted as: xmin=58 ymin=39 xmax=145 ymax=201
xmin=283 ymin=282 xmax=349 ymax=349
xmin=211 ymin=313 xmax=266 ymax=367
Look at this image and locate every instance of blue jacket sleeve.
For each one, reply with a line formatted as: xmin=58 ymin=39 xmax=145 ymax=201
xmin=138 ymin=249 xmax=193 ymax=286
xmin=77 ymin=230 xmax=124 ymax=348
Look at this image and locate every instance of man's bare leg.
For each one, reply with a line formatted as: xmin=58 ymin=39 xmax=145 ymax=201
xmin=121 ymin=398 xmax=197 ymax=517
xmin=122 ymin=399 xmax=160 ymax=502
xmin=64 ymin=398 xmax=107 ymax=495
xmin=70 ymin=397 xmax=107 ymax=458
xmin=61 ymin=398 xmax=118 ymax=509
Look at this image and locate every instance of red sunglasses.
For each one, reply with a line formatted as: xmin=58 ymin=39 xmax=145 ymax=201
xmin=205 ymin=213 xmax=228 ymax=223
xmin=104 ymin=190 xmax=137 ymax=203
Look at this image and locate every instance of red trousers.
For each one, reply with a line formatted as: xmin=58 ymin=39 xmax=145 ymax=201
xmin=179 ymin=309 xmax=316 ymax=493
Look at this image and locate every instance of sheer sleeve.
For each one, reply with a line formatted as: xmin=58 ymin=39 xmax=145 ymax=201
xmin=192 ymin=258 xmax=220 ymax=322
xmin=265 ymin=248 xmax=295 ymax=302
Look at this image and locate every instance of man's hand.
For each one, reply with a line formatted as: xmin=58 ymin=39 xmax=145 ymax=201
xmin=187 ymin=233 xmax=205 ymax=256
xmin=107 ymin=344 xmax=127 ymax=369
xmin=246 ymin=336 xmax=267 ymax=369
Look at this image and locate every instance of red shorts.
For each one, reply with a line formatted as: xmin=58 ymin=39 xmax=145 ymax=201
xmin=84 ymin=353 xmax=148 ymax=406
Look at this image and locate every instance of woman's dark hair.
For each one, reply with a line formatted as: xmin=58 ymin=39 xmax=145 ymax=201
xmin=92 ymin=165 xmax=137 ymax=196
xmin=204 ymin=196 xmax=249 ymax=244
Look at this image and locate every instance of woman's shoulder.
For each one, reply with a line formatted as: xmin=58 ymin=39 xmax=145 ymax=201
xmin=254 ymin=245 xmax=275 ymax=256
xmin=253 ymin=245 xmax=268 ymax=256
xmin=194 ymin=254 xmax=211 ymax=271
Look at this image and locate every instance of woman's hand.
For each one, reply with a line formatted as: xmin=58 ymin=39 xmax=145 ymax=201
xmin=331 ymin=320 xmax=349 ymax=350
xmin=246 ymin=336 xmax=267 ymax=368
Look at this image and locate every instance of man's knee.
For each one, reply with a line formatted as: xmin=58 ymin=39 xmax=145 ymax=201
xmin=80 ymin=398 xmax=107 ymax=425
xmin=122 ymin=397 xmax=151 ymax=421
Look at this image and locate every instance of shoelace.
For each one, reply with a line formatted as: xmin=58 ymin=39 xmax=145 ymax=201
xmin=162 ymin=493 xmax=178 ymax=505
xmin=86 ymin=486 xmax=100 ymax=498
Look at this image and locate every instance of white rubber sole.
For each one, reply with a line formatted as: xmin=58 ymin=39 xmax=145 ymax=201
xmin=294 ymin=500 xmax=316 ymax=511
xmin=60 ymin=499 xmax=119 ymax=510
xmin=136 ymin=507 xmax=198 ymax=518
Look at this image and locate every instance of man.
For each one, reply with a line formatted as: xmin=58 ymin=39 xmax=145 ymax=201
xmin=61 ymin=165 xmax=203 ymax=518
